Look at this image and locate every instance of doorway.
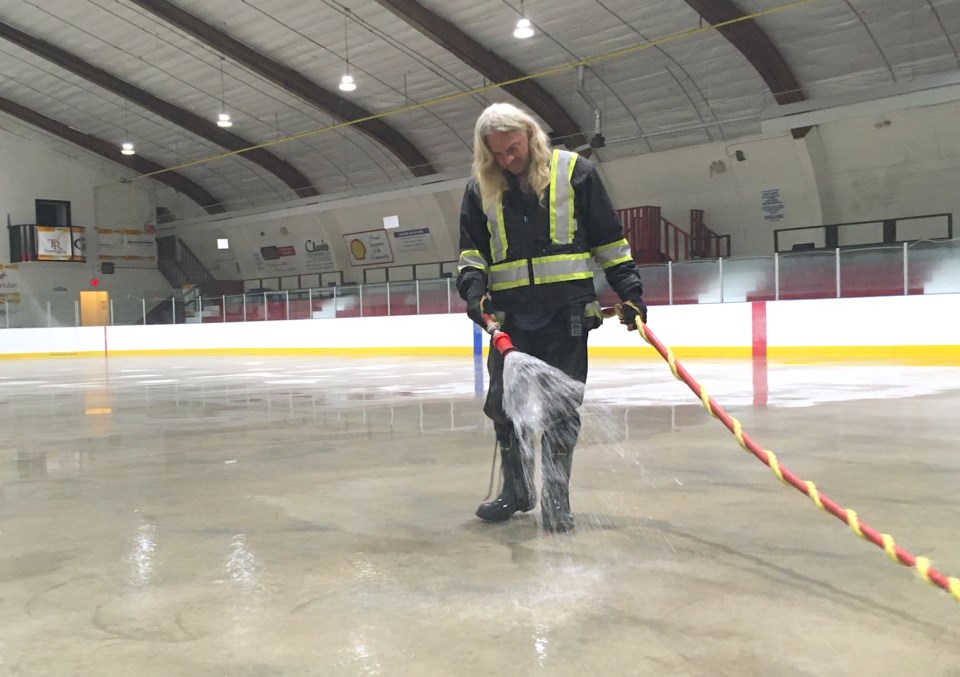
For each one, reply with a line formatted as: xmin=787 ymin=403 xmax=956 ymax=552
xmin=80 ymin=291 xmax=110 ymax=326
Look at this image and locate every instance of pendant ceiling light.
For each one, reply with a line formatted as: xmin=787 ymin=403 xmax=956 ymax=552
xmin=339 ymin=10 xmax=357 ymax=92
xmin=217 ymin=57 xmax=233 ymax=127
xmin=514 ymin=0 xmax=534 ymax=38
xmin=120 ymin=102 xmax=135 ymax=155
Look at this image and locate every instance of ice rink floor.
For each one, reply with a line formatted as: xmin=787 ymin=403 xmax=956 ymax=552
xmin=1 ymin=353 xmax=959 ymax=675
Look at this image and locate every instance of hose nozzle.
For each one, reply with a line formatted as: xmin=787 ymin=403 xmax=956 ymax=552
xmin=491 ymin=330 xmax=516 ymax=356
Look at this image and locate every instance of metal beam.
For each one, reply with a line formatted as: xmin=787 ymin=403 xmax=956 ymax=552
xmin=372 ymin=0 xmax=589 ymax=151
xmin=684 ymin=0 xmax=812 ymax=138
xmin=0 ymin=20 xmax=319 ymax=198
xmin=0 ymin=95 xmax=225 ymax=214
xmin=129 ymin=0 xmax=435 ymax=177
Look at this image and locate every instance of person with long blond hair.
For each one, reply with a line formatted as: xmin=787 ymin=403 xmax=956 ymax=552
xmin=457 ymin=102 xmax=647 ymax=532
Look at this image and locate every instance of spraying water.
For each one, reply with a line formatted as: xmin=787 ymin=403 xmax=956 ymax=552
xmin=502 ymin=350 xmax=585 ymax=514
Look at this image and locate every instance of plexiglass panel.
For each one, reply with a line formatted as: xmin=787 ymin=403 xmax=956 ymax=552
xmin=388 ymin=282 xmax=418 ymax=316
xmin=634 ymin=264 xmax=669 ymax=306
xmin=418 ymin=279 xmax=454 ymax=315
xmin=908 ymin=240 xmax=960 ymax=295
xmin=672 ymin=259 xmax=721 ymax=305
xmin=720 ymin=257 xmax=776 ymax=302
xmin=778 ymin=251 xmax=837 ymax=300
xmin=839 ymin=246 xmax=905 ymax=298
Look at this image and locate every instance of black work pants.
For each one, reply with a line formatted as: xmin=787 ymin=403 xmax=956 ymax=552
xmin=483 ymin=307 xmax=589 ymax=444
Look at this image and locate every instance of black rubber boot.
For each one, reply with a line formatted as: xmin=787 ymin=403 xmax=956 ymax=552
xmin=476 ymin=436 xmax=535 ymax=522
xmin=541 ymin=437 xmax=575 ymax=533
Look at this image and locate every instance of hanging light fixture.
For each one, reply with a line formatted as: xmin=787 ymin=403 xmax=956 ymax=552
xmin=514 ymin=0 xmax=534 ymax=39
xmin=120 ymin=101 xmax=135 ymax=155
xmin=217 ymin=57 xmax=233 ymax=127
xmin=339 ymin=9 xmax=357 ymax=92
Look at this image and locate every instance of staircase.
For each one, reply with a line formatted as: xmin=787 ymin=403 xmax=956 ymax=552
xmin=153 ymin=236 xmax=216 ymax=324
xmin=157 ymin=236 xmax=215 ymax=291
xmin=617 ymin=206 xmax=730 ymax=263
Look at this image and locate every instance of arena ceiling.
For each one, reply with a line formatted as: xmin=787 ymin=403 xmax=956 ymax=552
xmin=0 ymin=0 xmax=957 ymax=219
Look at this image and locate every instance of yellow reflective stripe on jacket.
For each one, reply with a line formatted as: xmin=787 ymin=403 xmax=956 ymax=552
xmin=458 ymin=248 xmax=488 ymax=273
xmin=549 ymin=149 xmax=578 ymax=245
xmin=483 ymin=200 xmax=508 ymax=262
xmin=488 ymin=252 xmax=592 ymax=291
xmin=487 ymin=259 xmax=529 ymax=291
xmin=591 ymin=238 xmax=633 ymax=269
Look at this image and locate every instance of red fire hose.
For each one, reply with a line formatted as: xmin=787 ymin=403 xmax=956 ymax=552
xmin=614 ymin=307 xmax=960 ymax=604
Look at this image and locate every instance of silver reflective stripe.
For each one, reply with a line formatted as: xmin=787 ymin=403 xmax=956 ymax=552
xmin=483 ymin=200 xmax=508 ymax=262
xmin=592 ymin=238 xmax=633 ymax=269
xmin=458 ymin=249 xmax=488 ymax=273
xmin=549 ymin=149 xmax=578 ymax=245
xmin=488 ymin=259 xmax=528 ymax=291
xmin=489 ymin=253 xmax=593 ymax=291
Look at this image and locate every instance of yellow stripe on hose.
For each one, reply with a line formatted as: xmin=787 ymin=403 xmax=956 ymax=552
xmin=880 ymin=534 xmax=899 ymax=562
xmin=699 ymin=385 xmax=713 ymax=415
xmin=949 ymin=577 xmax=960 ymax=602
xmin=846 ymin=509 xmax=865 ymax=539
xmin=805 ymin=481 xmax=824 ymax=510
xmin=666 ymin=350 xmax=679 ymax=379
xmin=731 ymin=418 xmax=746 ymax=449
xmin=766 ymin=450 xmax=785 ymax=483
xmin=915 ymin=557 xmax=934 ymax=585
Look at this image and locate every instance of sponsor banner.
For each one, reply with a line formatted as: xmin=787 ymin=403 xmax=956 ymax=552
xmin=391 ymin=227 xmax=434 ymax=255
xmin=304 ymin=237 xmax=337 ymax=273
xmin=0 ymin=263 xmax=19 ymax=292
xmin=37 ymin=226 xmax=84 ymax=262
xmin=344 ymin=229 xmax=394 ymax=267
xmin=253 ymin=243 xmax=299 ymax=274
xmin=97 ymin=228 xmax=157 ymax=266
xmin=0 ymin=291 xmax=21 ymax=327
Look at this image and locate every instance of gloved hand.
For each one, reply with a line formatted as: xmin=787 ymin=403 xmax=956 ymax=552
xmin=616 ymin=298 xmax=648 ymax=331
xmin=467 ymin=293 xmax=499 ymax=332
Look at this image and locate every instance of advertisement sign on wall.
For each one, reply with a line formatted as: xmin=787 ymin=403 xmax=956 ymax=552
xmin=36 ymin=226 xmax=86 ymax=262
xmin=390 ymin=228 xmax=434 ymax=255
xmin=304 ymin=237 xmax=337 ymax=273
xmin=344 ymin=229 xmax=394 ymax=267
xmin=0 ymin=263 xmax=21 ymax=328
xmin=97 ymin=228 xmax=157 ymax=267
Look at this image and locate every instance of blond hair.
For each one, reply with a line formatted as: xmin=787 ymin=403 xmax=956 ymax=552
xmin=471 ymin=103 xmax=553 ymax=208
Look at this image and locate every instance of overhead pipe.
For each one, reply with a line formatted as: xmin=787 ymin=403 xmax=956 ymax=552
xmin=577 ymin=65 xmax=605 ymax=150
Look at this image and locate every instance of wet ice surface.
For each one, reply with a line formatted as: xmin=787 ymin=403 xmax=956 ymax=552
xmin=0 ymin=354 xmax=959 ymax=675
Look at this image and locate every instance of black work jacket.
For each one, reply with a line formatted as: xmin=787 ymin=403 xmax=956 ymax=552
xmin=456 ymin=155 xmax=642 ymax=314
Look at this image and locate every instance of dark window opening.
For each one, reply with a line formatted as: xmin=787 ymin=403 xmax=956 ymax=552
xmin=36 ymin=199 xmax=71 ymax=226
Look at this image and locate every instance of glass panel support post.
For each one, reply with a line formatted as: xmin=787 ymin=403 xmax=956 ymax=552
xmin=718 ymin=257 xmax=724 ymax=303
xmin=835 ymin=247 xmax=841 ymax=298
xmin=903 ymin=242 xmax=909 ymax=295
xmin=774 ymin=253 xmax=780 ymax=301
xmin=668 ymin=261 xmax=673 ymax=305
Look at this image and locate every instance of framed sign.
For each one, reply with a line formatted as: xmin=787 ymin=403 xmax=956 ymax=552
xmin=343 ymin=229 xmax=394 ymax=267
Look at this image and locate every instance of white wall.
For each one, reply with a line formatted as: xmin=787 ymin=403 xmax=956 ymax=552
xmin=816 ymin=100 xmax=960 ymax=225
xmin=167 ymin=178 xmax=465 ymax=287
xmin=0 ymin=125 xmax=173 ymax=326
xmin=163 ymin=100 xmax=960 ymax=274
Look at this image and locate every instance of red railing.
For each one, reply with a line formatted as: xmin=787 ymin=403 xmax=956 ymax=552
xmin=689 ymin=209 xmax=731 ymax=258
xmin=617 ymin=206 xmax=730 ymax=263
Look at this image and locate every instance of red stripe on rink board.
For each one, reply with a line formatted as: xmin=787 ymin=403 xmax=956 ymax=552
xmin=752 ymin=301 xmax=767 ymax=359
xmin=752 ymin=302 xmax=768 ymax=407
